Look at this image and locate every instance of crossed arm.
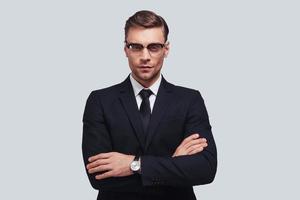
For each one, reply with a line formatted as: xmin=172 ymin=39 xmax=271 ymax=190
xmin=86 ymin=133 xmax=208 ymax=180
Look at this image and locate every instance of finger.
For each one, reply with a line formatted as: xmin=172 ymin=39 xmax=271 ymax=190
xmin=184 ymin=138 xmax=206 ymax=149
xmin=185 ymin=138 xmax=207 ymax=148
xmin=186 ymin=143 xmax=207 ymax=154
xmin=175 ymin=138 xmax=207 ymax=156
xmin=201 ymin=138 xmax=207 ymax=143
xmin=180 ymin=133 xmax=200 ymax=147
xmin=176 ymin=134 xmax=198 ymax=150
xmin=187 ymin=144 xmax=206 ymax=155
xmin=188 ymin=148 xmax=204 ymax=155
xmin=88 ymin=164 xmax=112 ymax=174
xmin=86 ymin=158 xmax=110 ymax=170
xmin=95 ymin=171 xmax=114 ymax=180
xmin=88 ymin=152 xmax=113 ymax=162
xmin=184 ymin=138 xmax=201 ymax=149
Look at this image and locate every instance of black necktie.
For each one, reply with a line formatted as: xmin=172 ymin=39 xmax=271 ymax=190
xmin=139 ymin=89 xmax=153 ymax=134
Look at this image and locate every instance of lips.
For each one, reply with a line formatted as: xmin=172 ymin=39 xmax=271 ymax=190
xmin=139 ymin=66 xmax=151 ymax=68
xmin=139 ymin=66 xmax=152 ymax=73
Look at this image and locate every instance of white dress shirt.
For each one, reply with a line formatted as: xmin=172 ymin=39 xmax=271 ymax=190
xmin=129 ymin=73 xmax=162 ymax=113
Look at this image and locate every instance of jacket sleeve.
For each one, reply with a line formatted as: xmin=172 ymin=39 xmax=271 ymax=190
xmin=82 ymin=91 xmax=129 ymax=190
xmin=140 ymin=91 xmax=217 ymax=186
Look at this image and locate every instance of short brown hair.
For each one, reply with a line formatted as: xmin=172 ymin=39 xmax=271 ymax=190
xmin=124 ymin=10 xmax=169 ymax=42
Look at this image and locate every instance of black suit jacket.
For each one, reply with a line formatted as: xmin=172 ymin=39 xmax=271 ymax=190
xmin=82 ymin=75 xmax=217 ymax=200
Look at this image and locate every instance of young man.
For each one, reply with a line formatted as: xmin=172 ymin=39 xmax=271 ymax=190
xmin=82 ymin=10 xmax=217 ymax=200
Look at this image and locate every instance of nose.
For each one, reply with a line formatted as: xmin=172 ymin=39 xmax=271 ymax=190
xmin=140 ymin=48 xmax=151 ymax=62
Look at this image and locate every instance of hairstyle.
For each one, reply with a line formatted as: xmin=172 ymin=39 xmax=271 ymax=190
xmin=124 ymin=10 xmax=169 ymax=42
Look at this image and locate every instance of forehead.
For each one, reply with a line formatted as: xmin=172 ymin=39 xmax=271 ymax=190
xmin=126 ymin=27 xmax=165 ymax=43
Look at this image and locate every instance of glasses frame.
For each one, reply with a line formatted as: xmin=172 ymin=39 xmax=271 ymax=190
xmin=124 ymin=41 xmax=167 ymax=57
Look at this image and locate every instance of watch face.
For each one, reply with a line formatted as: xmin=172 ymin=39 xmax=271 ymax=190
xmin=131 ymin=161 xmax=140 ymax=171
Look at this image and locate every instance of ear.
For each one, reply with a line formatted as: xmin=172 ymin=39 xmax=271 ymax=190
xmin=164 ymin=42 xmax=170 ymax=58
xmin=124 ymin=46 xmax=129 ymax=57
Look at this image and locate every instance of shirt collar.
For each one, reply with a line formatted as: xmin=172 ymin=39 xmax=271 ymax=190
xmin=129 ymin=73 xmax=162 ymax=97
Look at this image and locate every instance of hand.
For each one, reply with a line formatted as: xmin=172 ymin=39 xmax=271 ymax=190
xmin=172 ymin=133 xmax=208 ymax=157
xmin=86 ymin=152 xmax=135 ymax=180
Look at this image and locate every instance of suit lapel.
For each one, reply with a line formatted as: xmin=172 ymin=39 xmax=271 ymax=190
xmin=145 ymin=76 xmax=173 ymax=151
xmin=118 ymin=75 xmax=174 ymax=153
xmin=118 ymin=76 xmax=146 ymax=153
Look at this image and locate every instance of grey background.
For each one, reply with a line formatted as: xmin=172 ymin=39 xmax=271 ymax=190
xmin=0 ymin=0 xmax=299 ymax=199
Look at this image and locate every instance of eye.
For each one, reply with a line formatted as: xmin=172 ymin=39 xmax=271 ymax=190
xmin=128 ymin=43 xmax=144 ymax=51
xmin=147 ymin=43 xmax=164 ymax=52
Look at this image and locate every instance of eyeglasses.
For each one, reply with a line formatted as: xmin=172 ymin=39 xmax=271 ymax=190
xmin=125 ymin=41 xmax=166 ymax=57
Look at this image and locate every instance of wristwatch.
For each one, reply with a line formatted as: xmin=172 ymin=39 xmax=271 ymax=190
xmin=130 ymin=155 xmax=141 ymax=174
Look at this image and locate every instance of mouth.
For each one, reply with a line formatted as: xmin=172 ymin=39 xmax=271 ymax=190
xmin=139 ymin=65 xmax=152 ymax=68
xmin=138 ymin=66 xmax=153 ymax=73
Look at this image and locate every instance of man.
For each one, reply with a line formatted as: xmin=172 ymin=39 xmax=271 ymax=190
xmin=82 ymin=10 xmax=217 ymax=200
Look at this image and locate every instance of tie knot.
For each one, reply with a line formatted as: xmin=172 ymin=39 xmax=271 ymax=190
xmin=139 ymin=89 xmax=152 ymax=99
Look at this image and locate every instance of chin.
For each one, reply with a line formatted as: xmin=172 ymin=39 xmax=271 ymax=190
xmin=140 ymin=73 xmax=155 ymax=81
xmin=133 ymin=70 xmax=159 ymax=82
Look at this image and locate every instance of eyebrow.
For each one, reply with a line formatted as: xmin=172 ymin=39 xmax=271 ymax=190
xmin=125 ymin=41 xmax=165 ymax=44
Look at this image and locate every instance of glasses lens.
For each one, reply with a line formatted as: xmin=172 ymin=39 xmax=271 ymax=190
xmin=128 ymin=43 xmax=143 ymax=51
xmin=147 ymin=43 xmax=164 ymax=53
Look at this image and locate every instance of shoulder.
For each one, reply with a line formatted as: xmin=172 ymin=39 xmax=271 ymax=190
xmin=90 ymin=83 xmax=120 ymax=96
xmin=173 ymin=84 xmax=199 ymax=95
xmin=162 ymin=75 xmax=209 ymax=106
xmin=86 ymin=81 xmax=123 ymax=104
xmin=168 ymin=81 xmax=202 ymax=100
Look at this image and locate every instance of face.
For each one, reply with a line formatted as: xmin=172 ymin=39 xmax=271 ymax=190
xmin=124 ymin=26 xmax=169 ymax=88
